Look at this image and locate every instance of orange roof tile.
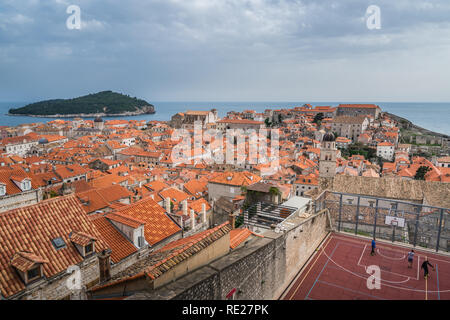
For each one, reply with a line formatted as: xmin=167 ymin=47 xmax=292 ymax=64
xmin=0 ymin=195 xmax=108 ymax=298
xmin=90 ymin=216 xmax=138 ymax=264
xmin=114 ymin=197 xmax=181 ymax=246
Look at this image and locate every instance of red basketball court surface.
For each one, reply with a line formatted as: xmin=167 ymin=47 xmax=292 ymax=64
xmin=283 ymin=232 xmax=450 ymax=300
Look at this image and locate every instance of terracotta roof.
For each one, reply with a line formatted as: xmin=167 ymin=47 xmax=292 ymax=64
xmin=0 ymin=195 xmax=108 ymax=298
xmin=230 ymin=228 xmax=263 ymax=249
xmin=378 ymin=141 xmax=394 ymax=147
xmin=146 ymin=222 xmax=231 ymax=279
xmin=338 ymin=104 xmax=380 ymax=109
xmin=217 ymin=119 xmax=263 ymax=125
xmin=114 ymin=197 xmax=181 ymax=246
xmin=70 ymin=231 xmax=97 ymax=246
xmin=91 ymin=222 xmax=231 ymax=292
xmin=105 ymin=212 xmax=145 ymax=229
xmin=90 ymin=216 xmax=138 ymax=264
xmin=144 ymin=180 xmax=169 ymax=193
xmin=10 ymin=252 xmax=49 ymax=273
xmin=0 ymin=168 xmax=43 ymax=195
xmin=183 ymin=179 xmax=207 ymax=197
xmin=333 ymin=116 xmax=367 ymax=124
xmin=188 ymin=198 xmax=211 ymax=213
xmin=209 ymin=171 xmax=261 ymax=186
xmin=437 ymin=156 xmax=450 ymax=163
xmin=159 ymin=187 xmax=190 ymax=204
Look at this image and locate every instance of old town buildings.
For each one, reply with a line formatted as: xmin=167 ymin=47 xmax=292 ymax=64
xmin=0 ymin=103 xmax=448 ymax=300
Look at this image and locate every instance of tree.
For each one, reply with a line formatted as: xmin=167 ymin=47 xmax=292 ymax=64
xmin=278 ymin=114 xmax=283 ymax=123
xmin=313 ymin=113 xmax=324 ymax=124
xmin=264 ymin=118 xmax=272 ymax=128
xmin=414 ymin=166 xmax=432 ymax=180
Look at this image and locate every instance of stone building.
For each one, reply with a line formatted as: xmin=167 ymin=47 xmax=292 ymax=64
xmin=216 ymin=119 xmax=265 ymax=132
xmin=331 ymin=116 xmax=369 ymax=142
xmin=377 ymin=141 xmax=395 ymax=161
xmin=170 ymin=110 xmax=218 ymax=130
xmin=93 ymin=117 xmax=105 ymax=131
xmin=207 ymin=171 xmax=262 ymax=203
xmin=319 ymin=132 xmax=337 ymax=178
xmin=336 ymin=104 xmax=381 ymax=119
xmin=0 ymin=169 xmax=43 ymax=212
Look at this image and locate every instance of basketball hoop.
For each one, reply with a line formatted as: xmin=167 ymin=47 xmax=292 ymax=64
xmin=385 ymin=216 xmax=405 ymax=228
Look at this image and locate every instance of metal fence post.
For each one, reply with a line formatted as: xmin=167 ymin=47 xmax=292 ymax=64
xmin=338 ymin=194 xmax=343 ymax=232
xmin=436 ymin=209 xmax=444 ymax=252
xmin=413 ymin=207 xmax=420 ymax=247
xmin=355 ymin=196 xmax=360 ymax=236
xmin=373 ymin=199 xmax=379 ymax=240
xmin=315 ymin=197 xmax=318 ymax=214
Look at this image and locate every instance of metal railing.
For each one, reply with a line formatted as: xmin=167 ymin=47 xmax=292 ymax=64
xmin=314 ymin=191 xmax=450 ymax=253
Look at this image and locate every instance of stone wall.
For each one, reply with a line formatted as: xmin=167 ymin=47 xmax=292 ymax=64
xmin=21 ymin=255 xmax=100 ymax=300
xmin=130 ymin=209 xmax=330 ymax=300
xmin=0 ymin=189 xmax=42 ymax=213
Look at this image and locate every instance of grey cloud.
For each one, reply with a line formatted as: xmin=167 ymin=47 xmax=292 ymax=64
xmin=0 ymin=0 xmax=450 ymax=101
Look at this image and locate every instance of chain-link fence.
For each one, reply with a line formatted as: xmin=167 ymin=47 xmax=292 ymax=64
xmin=315 ymin=191 xmax=450 ymax=253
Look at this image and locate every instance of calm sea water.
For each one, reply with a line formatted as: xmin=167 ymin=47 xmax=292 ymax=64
xmin=0 ymin=101 xmax=449 ymax=135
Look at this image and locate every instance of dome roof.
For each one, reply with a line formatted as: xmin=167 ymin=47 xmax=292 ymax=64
xmin=323 ymin=132 xmax=336 ymax=142
xmin=94 ymin=116 xmax=103 ymax=123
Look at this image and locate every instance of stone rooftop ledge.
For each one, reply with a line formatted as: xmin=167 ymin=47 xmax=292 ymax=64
xmin=126 ymin=266 xmax=219 ymax=300
xmin=125 ymin=235 xmax=276 ymax=300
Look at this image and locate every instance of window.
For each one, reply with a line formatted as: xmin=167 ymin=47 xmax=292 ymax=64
xmin=27 ymin=267 xmax=41 ymax=281
xmin=85 ymin=243 xmax=93 ymax=255
xmin=0 ymin=184 xmax=5 ymax=196
xmin=52 ymin=237 xmax=66 ymax=250
xmin=21 ymin=180 xmax=31 ymax=191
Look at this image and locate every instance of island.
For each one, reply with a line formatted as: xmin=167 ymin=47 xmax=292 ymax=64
xmin=8 ymin=91 xmax=155 ymax=117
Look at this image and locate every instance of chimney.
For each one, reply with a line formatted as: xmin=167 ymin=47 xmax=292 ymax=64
xmin=98 ymin=249 xmax=112 ymax=283
xmin=190 ymin=209 xmax=195 ymax=229
xmin=229 ymin=213 xmax=236 ymax=230
xmin=202 ymin=203 xmax=207 ymax=224
xmin=182 ymin=200 xmax=188 ymax=216
xmin=165 ymin=197 xmax=171 ymax=214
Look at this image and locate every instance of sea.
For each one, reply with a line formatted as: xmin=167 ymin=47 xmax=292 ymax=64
xmin=0 ymin=101 xmax=449 ymax=136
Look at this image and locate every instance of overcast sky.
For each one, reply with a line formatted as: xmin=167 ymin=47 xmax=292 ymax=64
xmin=1 ymin=0 xmax=450 ymax=102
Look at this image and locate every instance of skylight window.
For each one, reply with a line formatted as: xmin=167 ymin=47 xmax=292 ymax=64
xmin=51 ymin=237 xmax=66 ymax=250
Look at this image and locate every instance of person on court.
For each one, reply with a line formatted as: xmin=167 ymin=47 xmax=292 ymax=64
xmin=421 ymin=257 xmax=434 ymax=279
xmin=407 ymin=250 xmax=414 ymax=268
xmin=371 ymin=239 xmax=376 ymax=256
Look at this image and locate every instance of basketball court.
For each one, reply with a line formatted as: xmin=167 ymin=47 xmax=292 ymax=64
xmin=282 ymin=232 xmax=450 ymax=300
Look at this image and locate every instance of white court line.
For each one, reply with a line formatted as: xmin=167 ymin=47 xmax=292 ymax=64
xmin=321 ymin=245 xmax=450 ymax=293
xmin=358 ymin=244 xmax=367 ymax=266
xmin=376 ymin=248 xmax=406 ymax=261
xmin=417 ymin=256 xmax=420 ymax=281
xmin=354 ymin=242 xmax=410 ymax=284
xmin=334 ymin=234 xmax=450 ymax=264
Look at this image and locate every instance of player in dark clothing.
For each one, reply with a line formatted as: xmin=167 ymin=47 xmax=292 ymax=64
xmin=407 ymin=250 xmax=414 ymax=268
xmin=371 ymin=239 xmax=376 ymax=256
xmin=421 ymin=258 xmax=434 ymax=279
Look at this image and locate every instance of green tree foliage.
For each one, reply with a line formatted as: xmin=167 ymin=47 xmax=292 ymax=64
xmin=414 ymin=166 xmax=432 ymax=180
xmin=264 ymin=118 xmax=272 ymax=128
xmin=9 ymin=91 xmax=153 ymax=116
xmin=313 ymin=112 xmax=324 ymax=124
xmin=342 ymin=143 xmax=377 ymax=159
